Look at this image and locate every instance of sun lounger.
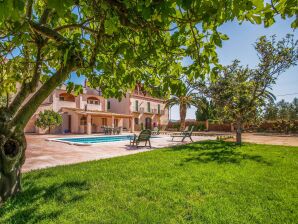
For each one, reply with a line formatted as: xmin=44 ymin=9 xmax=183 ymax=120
xmin=171 ymin=126 xmax=194 ymax=142
xmin=130 ymin=129 xmax=152 ymax=148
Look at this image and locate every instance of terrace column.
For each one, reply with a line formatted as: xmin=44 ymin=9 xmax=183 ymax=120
xmin=87 ymin=114 xmax=92 ymax=135
xmin=131 ymin=118 xmax=135 ymax=133
xmin=119 ymin=118 xmax=123 ymax=127
xmin=111 ymin=115 xmax=115 ymax=128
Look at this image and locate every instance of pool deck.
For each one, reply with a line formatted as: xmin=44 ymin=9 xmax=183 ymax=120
xmin=23 ymin=133 xmax=215 ymax=172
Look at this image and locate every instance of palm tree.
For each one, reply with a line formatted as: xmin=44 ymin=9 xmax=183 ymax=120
xmin=166 ymin=86 xmax=198 ymax=131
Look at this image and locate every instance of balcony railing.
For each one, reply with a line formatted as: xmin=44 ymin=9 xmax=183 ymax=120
xmin=86 ymin=104 xmax=102 ymax=111
xmin=132 ymin=107 xmax=165 ymax=115
xmin=132 ymin=107 xmax=144 ymax=113
xmin=154 ymin=109 xmax=165 ymax=115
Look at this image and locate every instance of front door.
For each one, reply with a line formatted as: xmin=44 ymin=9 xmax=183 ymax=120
xmin=145 ymin=117 xmax=152 ymax=130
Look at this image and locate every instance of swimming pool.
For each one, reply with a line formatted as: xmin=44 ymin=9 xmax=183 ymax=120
xmin=50 ymin=135 xmax=135 ymax=145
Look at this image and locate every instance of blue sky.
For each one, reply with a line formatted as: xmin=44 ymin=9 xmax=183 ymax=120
xmin=170 ymin=17 xmax=298 ymax=120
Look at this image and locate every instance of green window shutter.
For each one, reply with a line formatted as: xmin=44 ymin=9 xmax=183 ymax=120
xmin=158 ymin=104 xmax=160 ymax=114
xmin=135 ymin=100 xmax=138 ymax=111
xmin=147 ymin=102 xmax=150 ymax=112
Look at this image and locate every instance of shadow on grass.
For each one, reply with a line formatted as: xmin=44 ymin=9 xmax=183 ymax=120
xmin=0 ymin=180 xmax=90 ymax=224
xmin=168 ymin=141 xmax=272 ymax=166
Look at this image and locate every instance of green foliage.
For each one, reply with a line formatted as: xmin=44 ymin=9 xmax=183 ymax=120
xmin=263 ymin=98 xmax=298 ymax=121
xmin=166 ymin=80 xmax=199 ymax=130
xmin=0 ymin=141 xmax=297 ymax=223
xmin=0 ymin=0 xmax=295 ymax=102
xmin=0 ymin=0 xmax=296 ymax=131
xmin=35 ymin=110 xmax=62 ymax=133
xmin=203 ymin=35 xmax=297 ymax=123
xmin=195 ymin=97 xmax=217 ymax=121
xmin=197 ymin=34 xmax=297 ymax=143
xmin=0 ymin=95 xmax=7 ymax=107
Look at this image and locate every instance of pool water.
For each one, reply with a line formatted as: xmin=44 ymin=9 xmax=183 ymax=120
xmin=56 ymin=135 xmax=134 ymax=144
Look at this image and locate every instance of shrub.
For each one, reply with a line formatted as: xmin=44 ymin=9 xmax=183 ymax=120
xmin=35 ymin=110 xmax=62 ymax=134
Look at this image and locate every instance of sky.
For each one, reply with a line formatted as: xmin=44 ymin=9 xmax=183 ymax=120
xmin=170 ymin=17 xmax=298 ymax=120
xmin=69 ymin=17 xmax=298 ymax=121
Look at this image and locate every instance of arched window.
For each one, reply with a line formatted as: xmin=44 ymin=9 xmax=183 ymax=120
xmin=87 ymin=97 xmax=100 ymax=105
xmin=59 ymin=93 xmax=75 ymax=102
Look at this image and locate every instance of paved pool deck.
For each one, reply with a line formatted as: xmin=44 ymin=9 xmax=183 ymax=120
xmin=23 ymin=134 xmax=215 ymax=172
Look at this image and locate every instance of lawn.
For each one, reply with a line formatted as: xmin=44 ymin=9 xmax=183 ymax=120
xmin=0 ymin=141 xmax=297 ymax=224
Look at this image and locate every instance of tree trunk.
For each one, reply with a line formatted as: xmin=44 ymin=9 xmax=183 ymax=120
xmin=180 ymin=104 xmax=187 ymax=131
xmin=0 ymin=128 xmax=26 ymax=205
xmin=0 ymin=49 xmax=76 ymax=205
xmin=236 ymin=120 xmax=242 ymax=145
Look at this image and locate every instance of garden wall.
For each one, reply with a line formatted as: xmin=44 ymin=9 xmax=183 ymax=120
xmin=246 ymin=120 xmax=298 ymax=134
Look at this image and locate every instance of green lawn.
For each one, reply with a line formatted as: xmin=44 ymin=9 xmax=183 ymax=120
xmin=1 ymin=141 xmax=297 ymax=224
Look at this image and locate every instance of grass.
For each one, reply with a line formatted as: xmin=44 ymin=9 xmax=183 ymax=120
xmin=0 ymin=141 xmax=297 ymax=224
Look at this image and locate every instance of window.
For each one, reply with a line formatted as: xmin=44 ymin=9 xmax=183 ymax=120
xmin=135 ymin=100 xmax=139 ymax=111
xmin=87 ymin=99 xmax=99 ymax=105
xmin=87 ymin=97 xmax=100 ymax=105
xmin=134 ymin=118 xmax=139 ymax=125
xmin=102 ymin=118 xmax=107 ymax=126
xmin=107 ymin=101 xmax=111 ymax=110
xmin=158 ymin=104 xmax=161 ymax=114
xmin=59 ymin=93 xmax=75 ymax=102
xmin=147 ymin=102 xmax=151 ymax=112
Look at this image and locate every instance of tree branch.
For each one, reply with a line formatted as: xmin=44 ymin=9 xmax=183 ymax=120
xmin=8 ymin=44 xmax=43 ymax=116
xmin=28 ymin=21 xmax=68 ymax=43
xmin=26 ymin=0 xmax=33 ymax=19
xmin=11 ymin=62 xmax=75 ymax=130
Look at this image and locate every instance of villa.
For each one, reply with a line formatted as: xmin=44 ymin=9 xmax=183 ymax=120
xmin=24 ymin=83 xmax=169 ymax=134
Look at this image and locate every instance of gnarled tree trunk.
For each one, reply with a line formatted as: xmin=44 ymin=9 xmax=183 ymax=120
xmin=0 ymin=57 xmax=75 ymax=204
xmin=0 ymin=125 xmax=26 ymax=204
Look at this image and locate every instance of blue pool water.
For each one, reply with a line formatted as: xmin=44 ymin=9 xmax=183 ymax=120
xmin=56 ymin=135 xmax=134 ymax=144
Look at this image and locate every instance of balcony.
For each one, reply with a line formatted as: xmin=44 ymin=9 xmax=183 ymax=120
xmin=152 ymin=109 xmax=165 ymax=115
xmin=159 ymin=110 xmax=165 ymax=115
xmin=86 ymin=103 xmax=102 ymax=111
xmin=143 ymin=108 xmax=154 ymax=114
xmin=56 ymin=100 xmax=77 ymax=110
xmin=132 ymin=107 xmax=144 ymax=113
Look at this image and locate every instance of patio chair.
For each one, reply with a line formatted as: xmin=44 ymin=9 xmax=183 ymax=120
xmin=130 ymin=129 xmax=152 ymax=148
xmin=171 ymin=126 xmax=194 ymax=142
xmin=152 ymin=127 xmax=160 ymax=135
xmin=113 ymin=127 xmax=122 ymax=135
xmin=103 ymin=126 xmax=112 ymax=135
